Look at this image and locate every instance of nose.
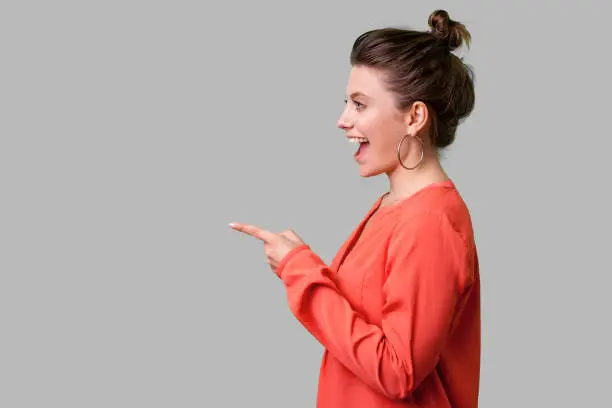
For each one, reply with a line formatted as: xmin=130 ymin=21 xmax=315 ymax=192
xmin=337 ymin=108 xmax=353 ymax=130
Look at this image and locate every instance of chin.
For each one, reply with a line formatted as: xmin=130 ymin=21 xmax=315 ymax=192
xmin=358 ymin=165 xmax=383 ymax=178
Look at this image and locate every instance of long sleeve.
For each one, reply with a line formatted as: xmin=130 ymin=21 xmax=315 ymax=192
xmin=275 ymin=211 xmax=474 ymax=400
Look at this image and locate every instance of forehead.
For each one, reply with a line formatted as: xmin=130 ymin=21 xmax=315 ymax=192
xmin=346 ymin=65 xmax=388 ymax=97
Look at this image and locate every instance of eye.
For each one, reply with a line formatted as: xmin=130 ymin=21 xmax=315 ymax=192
xmin=343 ymin=98 xmax=366 ymax=110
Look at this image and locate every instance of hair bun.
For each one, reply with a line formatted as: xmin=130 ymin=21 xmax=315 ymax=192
xmin=428 ymin=9 xmax=471 ymax=52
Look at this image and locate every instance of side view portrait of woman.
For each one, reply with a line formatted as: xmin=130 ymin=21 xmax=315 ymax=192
xmin=230 ymin=9 xmax=481 ymax=408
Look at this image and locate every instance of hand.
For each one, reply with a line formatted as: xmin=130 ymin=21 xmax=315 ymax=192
xmin=229 ymin=222 xmax=306 ymax=273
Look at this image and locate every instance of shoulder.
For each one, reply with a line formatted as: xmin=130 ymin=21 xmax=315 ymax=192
xmin=392 ymin=184 xmax=474 ymax=247
xmin=388 ymin=209 xmax=466 ymax=254
xmin=385 ymin=187 xmax=476 ymax=284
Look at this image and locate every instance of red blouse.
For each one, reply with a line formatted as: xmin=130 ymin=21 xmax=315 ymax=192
xmin=276 ymin=180 xmax=481 ymax=407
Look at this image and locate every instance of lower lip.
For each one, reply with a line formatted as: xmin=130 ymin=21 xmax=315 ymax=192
xmin=354 ymin=142 xmax=369 ymax=163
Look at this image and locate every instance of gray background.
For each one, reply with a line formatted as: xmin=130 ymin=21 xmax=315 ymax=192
xmin=2 ymin=0 xmax=611 ymax=406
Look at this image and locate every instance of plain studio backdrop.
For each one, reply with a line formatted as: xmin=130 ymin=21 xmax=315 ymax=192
xmin=1 ymin=0 xmax=611 ymax=407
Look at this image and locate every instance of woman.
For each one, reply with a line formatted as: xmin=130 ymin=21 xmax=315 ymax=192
xmin=230 ymin=9 xmax=480 ymax=408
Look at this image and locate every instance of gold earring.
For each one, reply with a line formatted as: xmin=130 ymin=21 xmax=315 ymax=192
xmin=397 ymin=134 xmax=424 ymax=170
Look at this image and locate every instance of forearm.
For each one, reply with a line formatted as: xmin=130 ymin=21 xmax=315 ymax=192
xmin=276 ymin=245 xmax=416 ymax=399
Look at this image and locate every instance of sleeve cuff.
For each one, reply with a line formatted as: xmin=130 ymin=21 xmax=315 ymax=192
xmin=276 ymin=243 xmax=311 ymax=278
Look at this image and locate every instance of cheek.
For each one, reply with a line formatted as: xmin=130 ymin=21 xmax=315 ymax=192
xmin=359 ymin=118 xmax=400 ymax=151
xmin=354 ymin=113 xmax=380 ymax=140
xmin=355 ymin=112 xmax=403 ymax=161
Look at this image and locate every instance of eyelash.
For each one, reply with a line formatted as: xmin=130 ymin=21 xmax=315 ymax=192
xmin=344 ymin=99 xmax=365 ymax=110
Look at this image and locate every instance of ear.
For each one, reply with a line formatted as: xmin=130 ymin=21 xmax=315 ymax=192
xmin=404 ymin=101 xmax=429 ymax=135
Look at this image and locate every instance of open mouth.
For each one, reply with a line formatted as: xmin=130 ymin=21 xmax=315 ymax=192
xmin=348 ymin=137 xmax=370 ymax=161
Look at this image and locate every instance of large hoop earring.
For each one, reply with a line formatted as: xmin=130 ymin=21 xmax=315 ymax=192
xmin=397 ymin=134 xmax=424 ymax=170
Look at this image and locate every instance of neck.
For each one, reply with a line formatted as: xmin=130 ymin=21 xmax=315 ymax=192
xmin=385 ymin=150 xmax=449 ymax=203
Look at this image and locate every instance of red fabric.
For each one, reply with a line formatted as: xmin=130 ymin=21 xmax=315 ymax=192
xmin=276 ymin=180 xmax=480 ymax=407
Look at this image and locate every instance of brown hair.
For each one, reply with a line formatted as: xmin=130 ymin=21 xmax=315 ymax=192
xmin=349 ymin=9 xmax=475 ymax=149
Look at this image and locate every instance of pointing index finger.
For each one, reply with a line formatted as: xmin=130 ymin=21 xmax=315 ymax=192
xmin=229 ymin=222 xmax=276 ymax=243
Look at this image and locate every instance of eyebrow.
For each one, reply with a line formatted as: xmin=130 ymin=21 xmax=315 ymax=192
xmin=347 ymin=91 xmax=370 ymax=99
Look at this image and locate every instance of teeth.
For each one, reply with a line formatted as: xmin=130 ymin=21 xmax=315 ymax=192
xmin=348 ymin=137 xmax=369 ymax=143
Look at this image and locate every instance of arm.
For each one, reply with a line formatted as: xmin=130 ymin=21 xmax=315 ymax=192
xmin=275 ymin=211 xmax=473 ymax=400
